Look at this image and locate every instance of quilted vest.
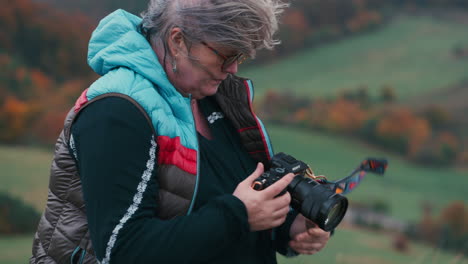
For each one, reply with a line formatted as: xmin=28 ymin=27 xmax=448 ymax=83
xmin=30 ymin=74 xmax=274 ymax=263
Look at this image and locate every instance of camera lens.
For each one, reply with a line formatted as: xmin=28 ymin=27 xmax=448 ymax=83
xmin=288 ymin=175 xmax=348 ymax=231
xmin=320 ymin=195 xmax=348 ymax=231
xmin=326 ymin=203 xmax=341 ymax=223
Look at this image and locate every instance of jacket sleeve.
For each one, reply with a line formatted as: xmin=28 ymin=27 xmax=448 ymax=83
xmin=71 ymin=97 xmax=250 ymax=263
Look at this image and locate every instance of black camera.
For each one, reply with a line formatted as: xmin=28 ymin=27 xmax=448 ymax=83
xmin=252 ymin=152 xmax=348 ymax=231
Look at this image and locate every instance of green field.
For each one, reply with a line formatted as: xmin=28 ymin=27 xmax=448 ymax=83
xmin=277 ymin=228 xmax=468 ymax=264
xmin=2 ymin=229 xmax=467 ymax=264
xmin=0 ymin=145 xmax=52 ymax=211
xmin=0 ymin=235 xmax=35 ymax=264
xmin=241 ymin=14 xmax=468 ymax=100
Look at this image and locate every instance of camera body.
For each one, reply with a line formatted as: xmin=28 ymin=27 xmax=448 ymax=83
xmin=252 ymin=152 xmax=348 ymax=231
xmin=252 ymin=152 xmax=309 ymax=191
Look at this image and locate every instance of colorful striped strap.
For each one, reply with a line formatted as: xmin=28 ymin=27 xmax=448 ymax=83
xmin=318 ymin=158 xmax=388 ymax=195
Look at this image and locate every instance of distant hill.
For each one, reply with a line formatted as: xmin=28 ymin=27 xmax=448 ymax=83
xmin=240 ymin=14 xmax=468 ymax=167
xmin=241 ymin=14 xmax=468 ymax=100
xmin=3 ymin=1 xmax=468 ymax=147
xmin=1 ymin=0 xmax=94 ymax=80
xmin=31 ymin=0 xmax=389 ymax=63
xmin=410 ymin=80 xmax=468 ymax=146
xmin=0 ymin=0 xmax=97 ymax=144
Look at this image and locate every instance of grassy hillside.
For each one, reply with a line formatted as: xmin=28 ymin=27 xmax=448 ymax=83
xmin=0 ymin=146 xmax=52 ymax=211
xmin=2 ymin=229 xmax=466 ymax=264
xmin=0 ymin=235 xmax=34 ymax=264
xmin=277 ymin=228 xmax=468 ymax=264
xmin=241 ymin=14 xmax=468 ymax=100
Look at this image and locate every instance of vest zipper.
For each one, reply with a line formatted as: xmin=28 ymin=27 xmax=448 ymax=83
xmin=79 ymin=249 xmax=86 ymax=264
xmin=70 ymin=246 xmax=86 ymax=264
xmin=70 ymin=246 xmax=80 ymax=263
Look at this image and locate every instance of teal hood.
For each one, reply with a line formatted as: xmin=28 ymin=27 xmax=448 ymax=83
xmin=87 ymin=9 xmax=178 ymax=99
xmin=84 ymin=9 xmax=196 ymax=151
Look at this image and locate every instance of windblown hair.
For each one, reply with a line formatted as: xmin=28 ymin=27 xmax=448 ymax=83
xmin=139 ymin=0 xmax=288 ymax=58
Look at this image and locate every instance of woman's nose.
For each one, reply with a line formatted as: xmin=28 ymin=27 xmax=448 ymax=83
xmin=223 ymin=62 xmax=238 ymax=74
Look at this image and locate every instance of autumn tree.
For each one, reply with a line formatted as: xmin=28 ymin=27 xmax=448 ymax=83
xmin=322 ymin=98 xmax=368 ymax=134
xmin=0 ymin=96 xmax=30 ymax=142
xmin=0 ymin=0 xmax=94 ymax=80
xmin=422 ymin=105 xmax=451 ymax=129
xmin=374 ymin=108 xmax=432 ymax=156
xmin=415 ymin=131 xmax=460 ymax=166
xmin=437 ymin=201 xmax=468 ymax=253
xmin=418 ymin=201 xmax=440 ymax=245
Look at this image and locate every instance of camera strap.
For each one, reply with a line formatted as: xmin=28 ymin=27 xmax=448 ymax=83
xmin=319 ymin=158 xmax=388 ymax=195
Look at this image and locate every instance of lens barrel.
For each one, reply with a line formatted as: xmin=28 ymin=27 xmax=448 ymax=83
xmin=288 ymin=175 xmax=348 ymax=231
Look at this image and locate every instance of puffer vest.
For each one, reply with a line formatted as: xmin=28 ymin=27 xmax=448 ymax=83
xmin=30 ymin=74 xmax=274 ymax=263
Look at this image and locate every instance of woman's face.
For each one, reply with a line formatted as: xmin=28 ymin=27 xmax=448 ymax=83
xmin=169 ymin=40 xmax=240 ymax=99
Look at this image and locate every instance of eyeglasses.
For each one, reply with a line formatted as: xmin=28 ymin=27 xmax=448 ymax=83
xmin=201 ymin=41 xmax=247 ymax=71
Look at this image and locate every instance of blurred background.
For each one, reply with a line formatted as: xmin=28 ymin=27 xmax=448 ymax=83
xmin=1 ymin=0 xmax=467 ymax=263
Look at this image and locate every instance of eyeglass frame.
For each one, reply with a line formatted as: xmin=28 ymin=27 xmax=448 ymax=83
xmin=201 ymin=41 xmax=247 ymax=71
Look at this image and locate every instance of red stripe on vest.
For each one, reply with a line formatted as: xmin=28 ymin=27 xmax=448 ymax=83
xmin=157 ymin=135 xmax=197 ymax=175
xmin=238 ymin=126 xmax=257 ymax=133
xmin=74 ymin=88 xmax=89 ymax=113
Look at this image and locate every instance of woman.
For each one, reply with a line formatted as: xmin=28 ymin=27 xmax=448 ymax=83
xmin=31 ymin=0 xmax=330 ymax=263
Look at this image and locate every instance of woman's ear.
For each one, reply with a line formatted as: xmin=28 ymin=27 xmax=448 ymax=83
xmin=167 ymin=27 xmax=186 ymax=57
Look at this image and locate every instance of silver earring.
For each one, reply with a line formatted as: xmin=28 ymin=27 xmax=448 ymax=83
xmin=172 ymin=58 xmax=177 ymax=73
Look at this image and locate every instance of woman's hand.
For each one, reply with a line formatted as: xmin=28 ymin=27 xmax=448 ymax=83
xmin=288 ymin=214 xmax=331 ymax=255
xmin=233 ymin=163 xmax=294 ymax=231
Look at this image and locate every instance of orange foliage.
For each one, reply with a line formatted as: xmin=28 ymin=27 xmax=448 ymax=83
xmin=280 ymin=8 xmax=312 ymax=50
xmin=407 ymin=118 xmax=432 ymax=157
xmin=347 ymin=10 xmax=382 ymax=32
xmin=0 ymin=54 xmax=11 ymax=66
xmin=439 ymin=201 xmax=468 ymax=236
xmin=15 ymin=67 xmax=29 ymax=82
xmin=376 ymin=108 xmax=431 ymax=156
xmin=419 ymin=211 xmax=439 ymax=243
xmin=30 ymin=110 xmax=68 ymax=144
xmin=283 ymin=9 xmax=310 ymax=32
xmin=437 ymin=132 xmax=459 ymax=151
xmin=325 ymin=99 xmax=368 ymax=133
xmin=307 ymin=99 xmax=331 ymax=128
xmin=457 ymin=151 xmax=468 ymax=165
xmin=293 ymin=108 xmax=309 ymax=123
xmin=53 ymin=79 xmax=90 ymax=106
xmin=423 ymin=105 xmax=451 ymax=128
xmin=298 ymin=98 xmax=367 ymax=133
xmin=30 ymin=69 xmax=53 ymax=96
xmin=0 ymin=96 xmax=30 ymax=142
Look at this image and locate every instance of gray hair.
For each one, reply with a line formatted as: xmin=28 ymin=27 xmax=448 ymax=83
xmin=139 ymin=0 xmax=288 ymax=58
